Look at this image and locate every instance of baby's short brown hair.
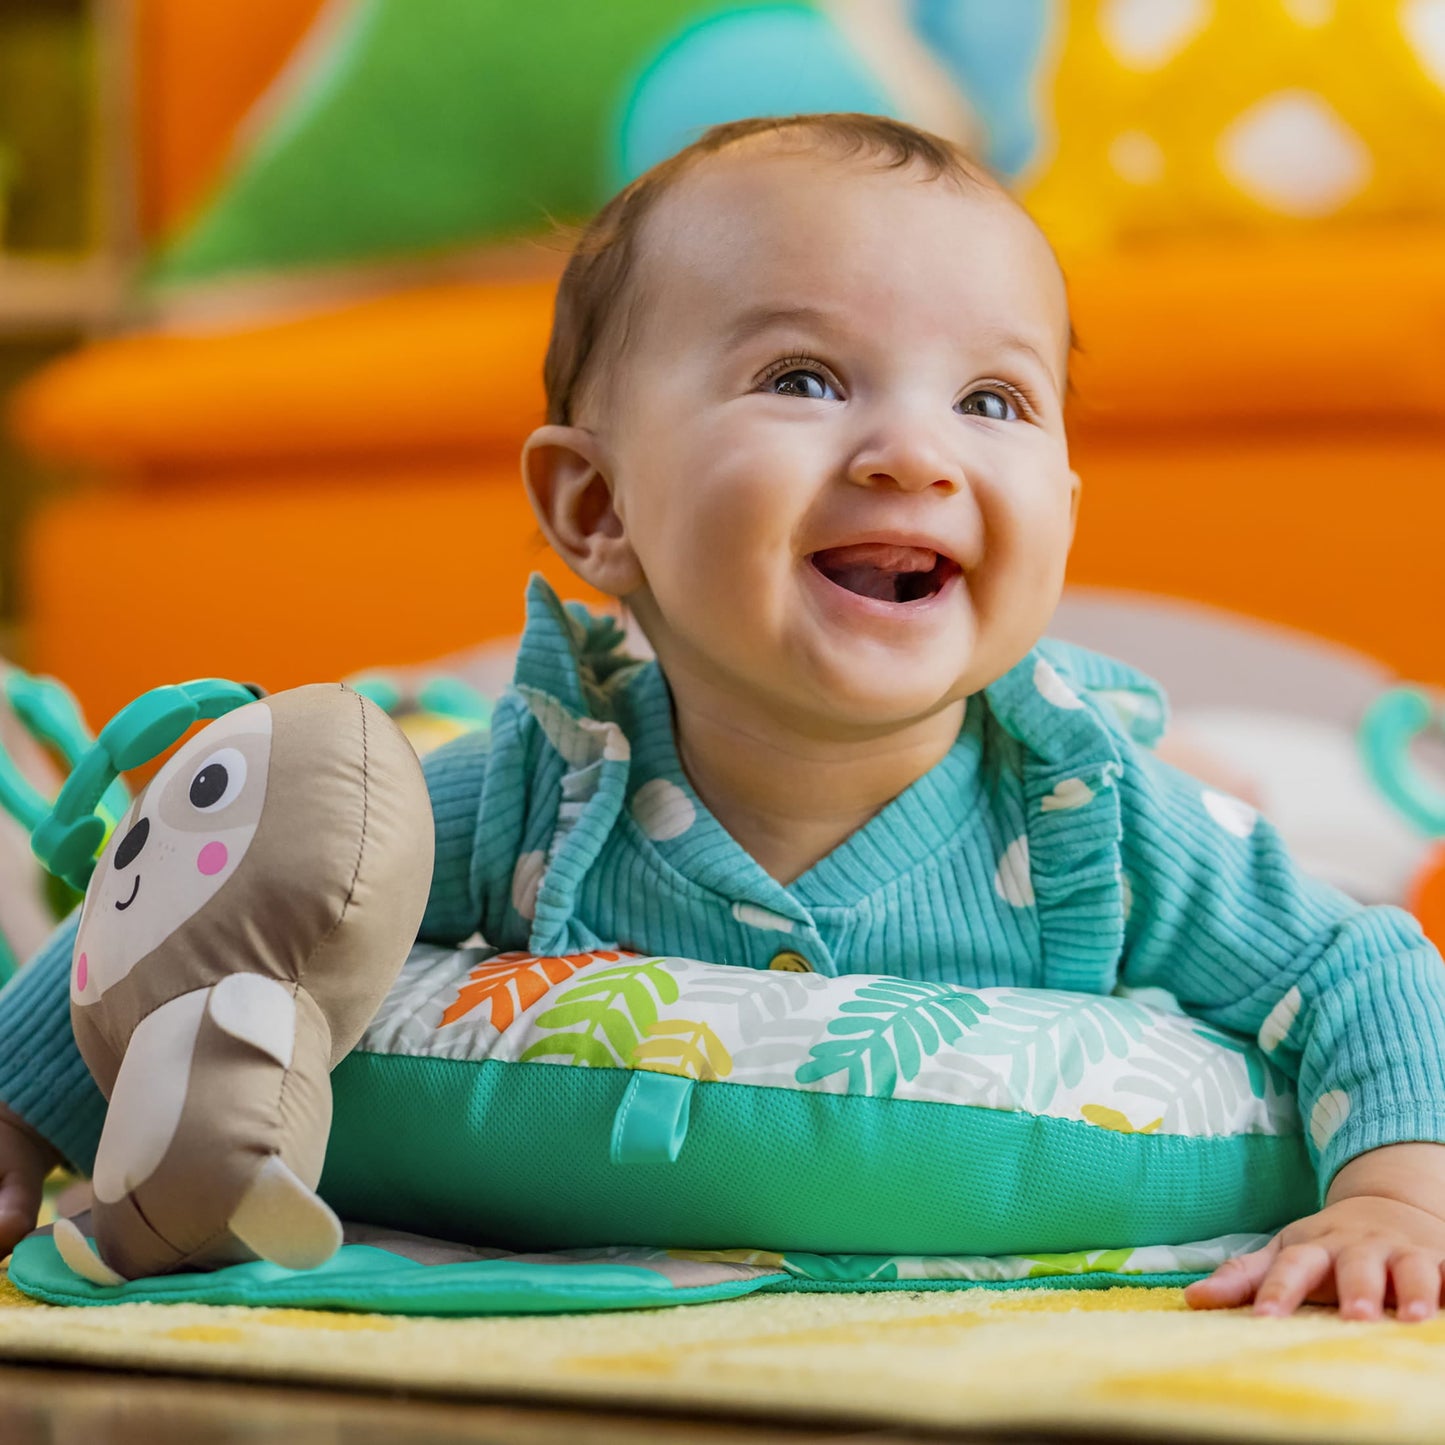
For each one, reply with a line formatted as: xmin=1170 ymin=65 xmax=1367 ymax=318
xmin=542 ymin=112 xmax=995 ymax=427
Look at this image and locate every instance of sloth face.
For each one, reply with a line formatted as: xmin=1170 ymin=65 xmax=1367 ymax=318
xmin=73 ymin=701 xmax=274 ymax=1005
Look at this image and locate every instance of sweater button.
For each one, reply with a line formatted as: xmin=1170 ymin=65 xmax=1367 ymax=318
xmin=768 ymin=950 xmax=813 ymax=973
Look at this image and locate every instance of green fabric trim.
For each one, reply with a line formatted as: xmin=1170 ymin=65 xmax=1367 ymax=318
xmin=772 ymin=1271 xmax=1211 ymax=1294
xmin=6 ymin=1239 xmax=779 ymax=1315
xmin=319 ymin=1051 xmax=1316 ymax=1258
xmin=6 ymin=1233 xmax=1210 ymax=1314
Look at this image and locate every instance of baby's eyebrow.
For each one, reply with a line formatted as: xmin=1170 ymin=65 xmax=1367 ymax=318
xmin=987 ymin=333 xmax=1064 ymax=395
xmin=724 ymin=303 xmax=841 ymax=349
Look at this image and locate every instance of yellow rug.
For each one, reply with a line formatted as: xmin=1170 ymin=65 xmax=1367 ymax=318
xmin=0 ymin=1275 xmax=1442 ymax=1441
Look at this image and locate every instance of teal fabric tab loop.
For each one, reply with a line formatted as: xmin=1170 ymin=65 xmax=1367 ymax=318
xmin=609 ymin=1071 xmax=694 ymax=1165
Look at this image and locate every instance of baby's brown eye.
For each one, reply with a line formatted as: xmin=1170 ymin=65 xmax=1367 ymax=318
xmin=769 ymin=369 xmax=838 ymax=401
xmin=957 ymin=389 xmax=1017 ymax=421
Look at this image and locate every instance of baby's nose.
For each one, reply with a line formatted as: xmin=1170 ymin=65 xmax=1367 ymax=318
xmin=862 ymin=468 xmax=959 ymax=494
xmin=847 ymin=420 xmax=964 ymax=494
xmin=852 ymin=450 xmax=963 ymax=494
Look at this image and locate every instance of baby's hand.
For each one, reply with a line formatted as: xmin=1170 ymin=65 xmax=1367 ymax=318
xmin=1184 ymin=1195 xmax=1445 ymax=1321
xmin=0 ymin=1103 xmax=60 ymax=1256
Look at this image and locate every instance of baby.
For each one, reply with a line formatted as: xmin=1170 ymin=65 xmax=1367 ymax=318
xmin=3 ymin=114 xmax=1445 ymax=1318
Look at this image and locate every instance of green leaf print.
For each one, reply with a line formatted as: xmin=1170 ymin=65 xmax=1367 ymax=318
xmin=519 ymin=1032 xmax=616 ymax=1068
xmin=1022 ymin=1246 xmax=1136 ymax=1279
xmin=795 ymin=979 xmax=989 ymax=1097
xmin=519 ymin=960 xmax=680 ymax=1068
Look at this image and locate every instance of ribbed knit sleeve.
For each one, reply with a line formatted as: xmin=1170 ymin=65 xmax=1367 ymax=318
xmin=1117 ymin=745 xmax=1445 ymax=1200
xmin=0 ymin=913 xmax=105 ymax=1173
xmin=417 ymin=728 xmax=493 ymax=945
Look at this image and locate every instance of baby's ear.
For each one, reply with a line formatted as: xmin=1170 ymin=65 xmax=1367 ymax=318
xmin=522 ymin=425 xmax=643 ymax=597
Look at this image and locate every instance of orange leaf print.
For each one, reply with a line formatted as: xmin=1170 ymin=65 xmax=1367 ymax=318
xmin=440 ymin=950 xmax=633 ymax=1030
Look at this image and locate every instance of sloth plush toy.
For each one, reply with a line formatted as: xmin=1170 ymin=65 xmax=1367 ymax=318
xmin=54 ymin=684 xmax=434 ymax=1282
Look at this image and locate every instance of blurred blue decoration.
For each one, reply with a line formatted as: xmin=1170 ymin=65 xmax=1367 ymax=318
xmin=349 ymin=672 xmax=491 ymax=726
xmin=1361 ymin=687 xmax=1445 ymax=836
xmin=907 ymin=0 xmax=1053 ymax=176
xmin=0 ymin=673 xmax=128 ymax=839
xmin=615 ymin=2 xmax=893 ymax=187
xmin=0 ymin=672 xmax=127 ymax=983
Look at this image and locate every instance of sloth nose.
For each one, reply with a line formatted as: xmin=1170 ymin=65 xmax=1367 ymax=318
xmin=113 ymin=817 xmax=150 ymax=870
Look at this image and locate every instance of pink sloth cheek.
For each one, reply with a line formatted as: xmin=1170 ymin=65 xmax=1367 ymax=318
xmin=75 ymin=953 xmax=87 ymax=991
xmin=197 ymin=842 xmax=228 ymax=876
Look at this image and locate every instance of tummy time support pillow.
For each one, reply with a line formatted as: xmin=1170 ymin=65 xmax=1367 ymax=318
xmin=316 ymin=943 xmax=1316 ymax=1260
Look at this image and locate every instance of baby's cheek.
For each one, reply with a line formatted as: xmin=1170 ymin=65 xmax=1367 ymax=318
xmin=75 ymin=953 xmax=88 ymax=992
xmin=197 ymin=842 xmax=228 ymax=876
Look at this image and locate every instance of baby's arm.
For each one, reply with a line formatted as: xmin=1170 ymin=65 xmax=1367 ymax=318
xmin=0 ymin=913 xmax=104 ymax=1252
xmin=416 ymin=726 xmax=500 ymax=944
xmin=1114 ymin=743 xmax=1445 ymax=1318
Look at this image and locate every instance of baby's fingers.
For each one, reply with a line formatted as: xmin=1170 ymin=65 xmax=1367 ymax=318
xmin=1335 ymin=1246 xmax=1388 ymax=1320
xmin=1391 ymin=1252 xmax=1443 ymax=1323
xmin=0 ymin=1170 xmax=43 ymax=1257
xmin=1253 ymin=1242 xmax=1334 ymax=1316
xmin=1184 ymin=1241 xmax=1279 ymax=1310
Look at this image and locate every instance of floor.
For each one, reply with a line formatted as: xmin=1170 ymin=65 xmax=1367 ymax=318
xmin=0 ymin=1362 xmax=1096 ymax=1445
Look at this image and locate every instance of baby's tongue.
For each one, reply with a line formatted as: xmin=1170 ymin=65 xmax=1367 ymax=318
xmin=811 ymin=543 xmax=937 ymax=602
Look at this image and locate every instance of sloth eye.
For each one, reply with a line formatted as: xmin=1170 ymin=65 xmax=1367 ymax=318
xmin=188 ymin=748 xmax=247 ymax=813
xmin=113 ymin=816 xmax=149 ymax=869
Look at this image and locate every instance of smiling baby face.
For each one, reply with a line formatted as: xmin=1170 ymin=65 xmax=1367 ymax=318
xmin=72 ymin=701 xmax=273 ymax=1004
xmin=529 ymin=135 xmax=1080 ymax=738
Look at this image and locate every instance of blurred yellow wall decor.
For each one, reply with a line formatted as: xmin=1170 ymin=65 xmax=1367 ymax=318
xmin=1029 ymin=0 xmax=1445 ymax=249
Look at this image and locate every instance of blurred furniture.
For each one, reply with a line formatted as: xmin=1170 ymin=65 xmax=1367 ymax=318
xmin=0 ymin=0 xmax=138 ymax=670
xmin=6 ymin=0 xmax=1445 ymax=726
xmin=12 ymin=225 xmax=1445 ymax=724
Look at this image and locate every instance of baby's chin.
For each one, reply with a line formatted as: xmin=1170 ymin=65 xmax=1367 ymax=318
xmin=782 ymin=652 xmax=976 ymax=737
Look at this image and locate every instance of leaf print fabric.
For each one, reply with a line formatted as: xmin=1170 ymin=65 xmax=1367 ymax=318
xmin=440 ymin=952 xmax=612 ymax=1029
xmin=794 ymin=979 xmax=989 ymax=1097
xmin=630 ymin=1019 xmax=734 ymax=1081
xmin=519 ymin=959 xmax=680 ymax=1067
xmin=946 ymin=991 xmax=1153 ymax=1113
xmin=665 ymin=1231 xmax=1273 ymax=1285
xmin=357 ymin=946 xmax=1300 ymax=1141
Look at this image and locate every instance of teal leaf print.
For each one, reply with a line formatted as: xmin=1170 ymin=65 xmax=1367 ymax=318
xmin=775 ymin=1253 xmax=902 ymax=1283
xmin=519 ymin=960 xmax=680 ymax=1068
xmin=948 ymin=991 xmax=1153 ymax=1113
xmin=795 ymin=979 xmax=989 ymax=1097
xmin=1190 ymin=1021 xmax=1269 ymax=1099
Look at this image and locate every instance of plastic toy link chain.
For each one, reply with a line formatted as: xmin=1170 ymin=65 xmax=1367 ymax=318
xmin=0 ymin=674 xmax=259 ymax=939
xmin=0 ymin=672 xmax=128 ymax=983
xmin=1361 ymin=686 xmax=1445 ymax=837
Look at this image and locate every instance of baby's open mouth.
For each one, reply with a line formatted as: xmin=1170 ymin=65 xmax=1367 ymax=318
xmin=809 ymin=543 xmax=961 ymax=604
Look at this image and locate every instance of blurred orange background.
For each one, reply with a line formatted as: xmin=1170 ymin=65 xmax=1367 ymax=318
xmin=5 ymin=0 xmax=1445 ymax=720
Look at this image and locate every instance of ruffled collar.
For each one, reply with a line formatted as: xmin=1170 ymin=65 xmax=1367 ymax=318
xmin=509 ymin=575 xmax=1169 ymax=986
xmin=510 ymin=576 xmax=644 ymax=722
